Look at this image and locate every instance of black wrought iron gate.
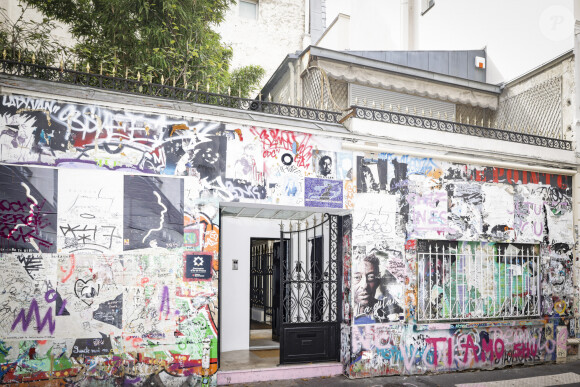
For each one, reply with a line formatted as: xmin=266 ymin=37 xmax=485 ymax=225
xmin=278 ymin=214 xmax=344 ymax=364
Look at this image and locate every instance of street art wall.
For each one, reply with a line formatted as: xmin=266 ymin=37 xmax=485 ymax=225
xmin=0 ymin=92 xmax=576 ymax=383
xmin=347 ymin=152 xmax=575 ymax=377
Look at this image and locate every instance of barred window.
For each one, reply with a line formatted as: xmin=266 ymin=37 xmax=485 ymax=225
xmin=417 ymin=241 xmax=540 ymax=322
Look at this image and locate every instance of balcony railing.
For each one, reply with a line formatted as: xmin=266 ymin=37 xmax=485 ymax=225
xmin=351 ymin=106 xmax=572 ymax=151
xmin=0 ymin=59 xmax=572 ymax=150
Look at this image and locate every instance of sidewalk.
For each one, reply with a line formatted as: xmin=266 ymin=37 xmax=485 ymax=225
xmin=223 ymin=360 xmax=580 ymax=387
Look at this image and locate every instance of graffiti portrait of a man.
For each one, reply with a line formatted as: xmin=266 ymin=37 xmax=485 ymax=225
xmin=354 ymin=252 xmax=403 ymax=324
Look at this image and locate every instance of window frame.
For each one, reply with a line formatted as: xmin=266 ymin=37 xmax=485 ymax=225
xmin=239 ymin=0 xmax=259 ymax=20
xmin=416 ymin=240 xmax=541 ymax=323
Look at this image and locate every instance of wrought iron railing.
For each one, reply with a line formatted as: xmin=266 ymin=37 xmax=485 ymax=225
xmin=0 ymin=59 xmax=573 ymax=150
xmin=352 ymin=106 xmax=572 ymax=150
xmin=0 ymin=59 xmax=342 ymax=124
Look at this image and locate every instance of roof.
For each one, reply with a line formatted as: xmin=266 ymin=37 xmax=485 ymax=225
xmin=347 ymin=49 xmax=487 ymax=83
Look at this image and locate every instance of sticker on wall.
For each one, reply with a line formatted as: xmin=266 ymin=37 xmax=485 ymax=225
xmin=312 ymin=150 xmax=337 ymax=179
xmin=183 ymin=252 xmax=213 ymax=281
xmin=304 ymin=177 xmax=343 ymax=208
xmin=336 ymin=152 xmax=354 ymax=181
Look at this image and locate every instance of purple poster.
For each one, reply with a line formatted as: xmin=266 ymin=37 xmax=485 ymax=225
xmin=304 ymin=177 xmax=343 ymax=208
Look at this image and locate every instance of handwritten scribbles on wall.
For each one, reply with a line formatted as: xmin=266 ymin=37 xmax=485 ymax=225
xmin=0 ymin=165 xmax=58 ymax=253
xmin=92 ymin=294 xmax=123 ymax=329
xmin=123 ymin=175 xmax=184 ymax=251
xmin=71 ymin=333 xmax=113 ymax=357
xmin=0 ymin=252 xmax=59 ymax=339
xmin=447 ymin=183 xmax=483 ymax=240
xmin=304 ymin=178 xmax=343 ymax=208
xmin=183 ymin=252 xmax=213 ymax=281
xmin=407 ymin=189 xmax=449 ymax=239
xmin=58 ymin=169 xmax=123 ymax=254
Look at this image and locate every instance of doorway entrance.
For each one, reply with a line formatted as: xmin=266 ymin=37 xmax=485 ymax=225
xmin=219 ymin=203 xmax=350 ymax=370
xmin=249 ymin=238 xmax=280 ymax=351
xmin=279 ymin=213 xmax=344 ymax=364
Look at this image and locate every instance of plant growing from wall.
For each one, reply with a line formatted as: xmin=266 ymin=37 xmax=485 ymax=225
xmin=1 ymin=0 xmax=265 ymax=97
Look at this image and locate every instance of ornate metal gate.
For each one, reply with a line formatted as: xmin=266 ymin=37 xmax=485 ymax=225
xmin=278 ymin=214 xmax=343 ymax=364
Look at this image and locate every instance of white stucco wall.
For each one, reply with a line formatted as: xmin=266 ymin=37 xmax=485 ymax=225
xmin=0 ymin=0 xmax=75 ymax=50
xmin=323 ymin=0 xmax=573 ymax=85
xmin=215 ymin=0 xmax=307 ymax=88
xmin=415 ymin=0 xmax=574 ymax=84
xmin=323 ymin=1 xmax=402 ymax=51
xmin=220 ymin=216 xmax=281 ymax=352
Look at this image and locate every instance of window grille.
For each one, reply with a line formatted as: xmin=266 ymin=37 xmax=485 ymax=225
xmin=417 ymin=241 xmax=540 ymax=322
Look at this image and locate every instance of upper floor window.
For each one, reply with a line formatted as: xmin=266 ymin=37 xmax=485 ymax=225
xmin=240 ymin=0 xmax=258 ymax=19
xmin=417 ymin=240 xmax=540 ymax=322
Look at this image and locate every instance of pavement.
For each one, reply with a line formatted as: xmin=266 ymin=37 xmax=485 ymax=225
xmin=224 ymin=360 xmax=580 ymax=387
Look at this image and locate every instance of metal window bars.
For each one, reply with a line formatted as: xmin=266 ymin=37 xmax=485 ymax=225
xmin=417 ymin=241 xmax=540 ymax=322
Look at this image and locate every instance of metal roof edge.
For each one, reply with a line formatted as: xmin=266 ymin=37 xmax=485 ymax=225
xmin=259 ymin=52 xmax=300 ymax=98
xmin=501 ymin=49 xmax=574 ymax=88
xmin=308 ymin=46 xmax=502 ymax=95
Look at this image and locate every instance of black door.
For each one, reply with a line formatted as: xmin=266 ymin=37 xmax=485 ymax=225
xmin=278 ymin=214 xmax=346 ymax=364
xmin=271 ymin=239 xmax=287 ymax=342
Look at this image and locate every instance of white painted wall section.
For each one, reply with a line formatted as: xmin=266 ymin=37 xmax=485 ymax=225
xmin=220 ymin=216 xmax=280 ymax=353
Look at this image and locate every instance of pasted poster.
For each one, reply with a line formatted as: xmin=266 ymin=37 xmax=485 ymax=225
xmin=57 ymin=169 xmax=123 ymax=254
xmin=225 ymin=127 xmax=264 ymax=185
xmin=0 ymin=165 xmax=58 ymax=253
xmin=312 ymin=150 xmax=336 ymax=179
xmin=304 ymin=177 xmax=343 ymax=208
xmin=123 ymin=175 xmax=184 ymax=250
xmin=352 ymin=248 xmax=403 ymax=324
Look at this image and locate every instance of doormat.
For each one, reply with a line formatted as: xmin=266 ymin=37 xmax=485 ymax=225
xmin=250 ymin=349 xmax=279 ymax=359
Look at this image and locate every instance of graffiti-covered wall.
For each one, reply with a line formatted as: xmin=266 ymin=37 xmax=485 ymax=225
xmin=0 ymin=91 xmax=575 ymax=384
xmin=0 ymin=93 xmax=353 ymax=385
xmin=346 ymin=152 xmax=575 ymax=377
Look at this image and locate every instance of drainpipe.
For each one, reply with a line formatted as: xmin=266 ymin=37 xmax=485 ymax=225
xmin=573 ymin=0 xmax=580 ymax=329
xmin=400 ymin=0 xmax=409 ymax=49
xmin=575 ymin=1 xmax=580 ymax=154
xmin=401 ymin=0 xmax=418 ymax=50
xmin=303 ymin=0 xmax=311 ymax=49
xmin=288 ymin=60 xmax=296 ymax=105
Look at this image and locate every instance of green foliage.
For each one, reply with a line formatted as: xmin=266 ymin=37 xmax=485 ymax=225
xmin=2 ymin=0 xmax=265 ymax=97
xmin=0 ymin=3 xmax=70 ymax=65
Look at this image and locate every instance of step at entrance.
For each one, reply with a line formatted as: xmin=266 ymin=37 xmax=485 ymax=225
xmin=217 ymin=362 xmax=343 ymax=385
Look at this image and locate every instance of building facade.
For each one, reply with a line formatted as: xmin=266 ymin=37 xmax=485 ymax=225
xmin=0 ymin=35 xmax=577 ymax=385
